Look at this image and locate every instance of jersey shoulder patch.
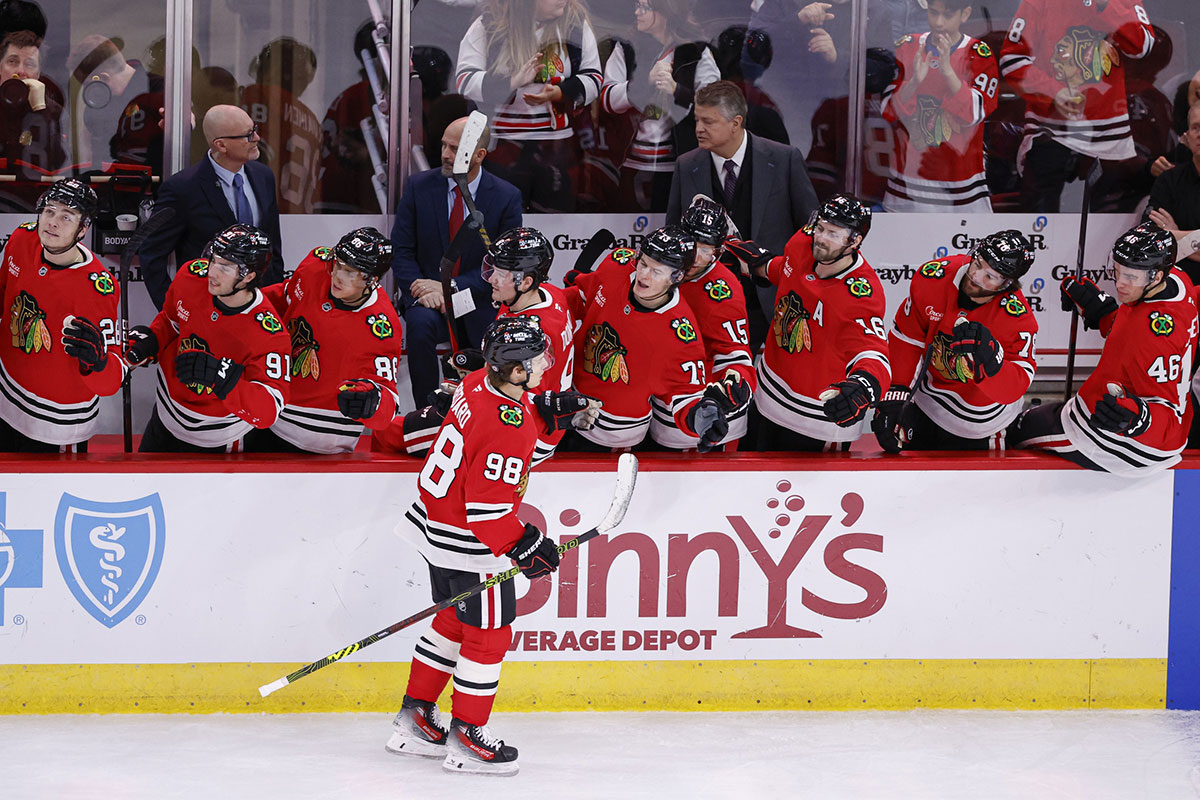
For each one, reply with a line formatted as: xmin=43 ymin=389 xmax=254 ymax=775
xmin=187 ymin=259 xmax=209 ymax=277
xmin=311 ymin=245 xmax=333 ymax=262
xmin=845 ymin=275 xmax=874 ymax=299
xmin=1000 ymin=294 xmax=1028 ymax=317
xmin=366 ymin=313 xmax=394 ymax=340
xmin=255 ymin=309 xmax=284 ymax=334
xmin=973 ymin=40 xmax=993 ymax=58
xmin=611 ymin=248 xmax=636 ymax=265
xmin=896 ymin=34 xmax=914 ymax=47
xmin=671 ymin=317 xmax=697 ymax=343
xmin=18 ymin=221 xmax=36 ymax=231
xmin=88 ymin=270 xmax=115 ymax=295
xmin=1148 ymin=310 xmax=1175 ymax=337
xmin=704 ymin=278 xmax=733 ymax=302
xmin=497 ymin=402 xmax=525 ymax=428
xmin=918 ymin=259 xmax=949 ymax=279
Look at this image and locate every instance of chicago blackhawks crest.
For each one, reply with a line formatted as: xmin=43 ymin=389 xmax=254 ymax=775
xmin=611 ymin=248 xmax=636 ymax=265
xmin=672 ymin=318 xmax=697 ymax=343
xmin=256 ymin=310 xmax=283 ymax=334
xmin=366 ymin=314 xmax=393 ymax=340
xmin=919 ymin=260 xmax=948 ymax=279
xmin=1051 ymin=25 xmax=1116 ymax=89
xmin=498 ymin=403 xmax=525 ymax=427
xmin=771 ymin=291 xmax=813 ymax=353
xmin=930 ymin=330 xmax=974 ymax=383
xmin=287 ymin=317 xmax=321 ymax=379
xmin=916 ymin=95 xmax=957 ymax=148
xmin=313 ymin=246 xmax=333 ymax=261
xmin=187 ymin=259 xmax=209 ymax=277
xmin=1001 ymin=295 xmax=1028 ymax=317
xmin=704 ymin=278 xmax=732 ymax=302
xmin=89 ymin=271 xmax=115 ymax=295
xmin=845 ymin=276 xmax=873 ymax=298
xmin=1149 ymin=311 xmax=1174 ymax=337
xmin=9 ymin=290 xmax=50 ymax=354
xmin=583 ymin=322 xmax=630 ymax=384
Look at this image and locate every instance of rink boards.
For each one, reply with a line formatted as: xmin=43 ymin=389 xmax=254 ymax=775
xmin=0 ymin=453 xmax=1197 ymax=713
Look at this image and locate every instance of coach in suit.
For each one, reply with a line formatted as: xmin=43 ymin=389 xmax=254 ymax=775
xmin=666 ymin=80 xmax=817 ymax=354
xmin=391 ymin=115 xmax=522 ymax=406
xmin=138 ymin=104 xmax=285 ymax=309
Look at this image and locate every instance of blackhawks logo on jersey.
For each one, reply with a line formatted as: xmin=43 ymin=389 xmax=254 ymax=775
xmin=704 ymin=278 xmax=733 ymax=302
xmin=187 ymin=259 xmax=209 ymax=277
xmin=177 ymin=334 xmax=213 ymax=394
xmin=916 ymin=95 xmax=956 ymax=148
xmin=287 ymin=317 xmax=321 ymax=379
xmin=974 ymin=40 xmax=992 ymax=59
xmin=498 ymin=403 xmax=524 ymax=427
xmin=583 ymin=322 xmax=630 ymax=384
xmin=366 ymin=314 xmax=393 ymax=340
xmin=312 ymin=246 xmax=333 ymax=261
xmin=1149 ymin=311 xmax=1175 ymax=337
xmin=772 ymin=291 xmax=813 ymax=353
xmin=930 ymin=330 xmax=974 ymax=384
xmin=18 ymin=221 xmax=36 ymax=231
xmin=1052 ymin=25 xmax=1115 ymax=89
xmin=919 ymin=260 xmax=948 ymax=279
xmin=9 ymin=290 xmax=50 ymax=354
xmin=672 ymin=318 xmax=697 ymax=343
xmin=611 ymin=248 xmax=636 ymax=265
xmin=256 ymin=310 xmax=283 ymax=334
xmin=845 ymin=276 xmax=873 ymax=298
xmin=1001 ymin=295 xmax=1028 ymax=317
xmin=89 ymin=271 xmax=115 ymax=295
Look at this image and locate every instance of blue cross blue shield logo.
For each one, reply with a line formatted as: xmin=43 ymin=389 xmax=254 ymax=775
xmin=0 ymin=492 xmax=43 ymax=626
xmin=54 ymin=493 xmax=166 ymax=628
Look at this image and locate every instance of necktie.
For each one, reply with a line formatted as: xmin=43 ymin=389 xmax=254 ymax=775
xmin=722 ymin=160 xmax=738 ymax=209
xmin=448 ymin=186 xmax=465 ymax=275
xmin=232 ymin=172 xmax=254 ymax=225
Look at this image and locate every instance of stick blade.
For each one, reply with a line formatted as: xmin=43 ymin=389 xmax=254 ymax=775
xmin=453 ymin=111 xmax=489 ymax=175
xmin=598 ymin=453 xmax=638 ymax=533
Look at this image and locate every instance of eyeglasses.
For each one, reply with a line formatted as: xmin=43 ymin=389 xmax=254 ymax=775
xmin=214 ymin=123 xmax=259 ymax=142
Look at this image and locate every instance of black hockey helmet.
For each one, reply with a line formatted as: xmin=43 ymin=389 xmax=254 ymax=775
xmin=974 ymin=229 xmax=1036 ymax=280
xmin=639 ymin=225 xmax=696 ymax=282
xmin=482 ymin=316 xmax=551 ymax=380
xmin=204 ymin=223 xmax=272 ymax=285
xmin=333 ymin=226 xmax=393 ymax=284
xmin=680 ymin=197 xmax=729 ymax=247
xmin=813 ymin=193 xmax=872 ymax=240
xmin=482 ymin=227 xmax=554 ymax=288
xmin=36 ymin=178 xmax=98 ymax=228
xmin=1112 ymin=222 xmax=1177 ymax=273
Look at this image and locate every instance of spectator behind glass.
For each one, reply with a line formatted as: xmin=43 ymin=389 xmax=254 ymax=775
xmin=66 ymin=34 xmax=163 ymax=170
xmin=456 ymin=0 xmax=602 ymax=213
xmin=242 ymin=36 xmax=321 ymax=214
xmin=599 ymin=0 xmax=720 ymax=213
xmin=1147 ymin=103 xmax=1200 ymax=285
xmin=714 ymin=25 xmax=789 ymax=145
xmin=881 ymin=0 xmax=999 ymax=212
xmin=0 ymin=30 xmax=66 ymax=201
xmin=1153 ymin=67 xmax=1200 ymax=177
xmin=998 ymin=0 xmax=1155 ymax=213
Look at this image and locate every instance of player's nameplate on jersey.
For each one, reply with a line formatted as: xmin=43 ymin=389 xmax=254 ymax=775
xmin=451 ymin=288 xmax=476 ymax=318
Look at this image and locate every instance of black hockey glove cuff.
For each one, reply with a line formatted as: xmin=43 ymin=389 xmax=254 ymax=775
xmin=1060 ymin=276 xmax=1117 ymax=331
xmin=950 ymin=320 xmax=1004 ymax=380
xmin=61 ymin=316 xmax=108 ymax=374
xmin=175 ymin=350 xmax=244 ymax=400
xmin=125 ymin=325 xmax=158 ymax=366
xmin=687 ymin=397 xmax=729 ymax=453
xmin=702 ymin=372 xmax=752 ymax=414
xmin=871 ymin=385 xmax=913 ymax=454
xmin=822 ymin=371 xmax=880 ymax=427
xmin=444 ymin=348 xmax=484 ymax=380
xmin=533 ymin=390 xmax=601 ymax=432
xmin=337 ymin=379 xmax=382 ymax=420
xmin=1092 ymin=389 xmax=1151 ymax=437
xmin=507 ymin=523 xmax=560 ymax=579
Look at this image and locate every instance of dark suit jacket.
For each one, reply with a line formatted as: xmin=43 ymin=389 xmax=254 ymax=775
xmin=390 ymin=167 xmax=523 ymax=313
xmin=138 ymin=156 xmax=285 ymax=309
xmin=666 ymin=132 xmax=818 ymax=255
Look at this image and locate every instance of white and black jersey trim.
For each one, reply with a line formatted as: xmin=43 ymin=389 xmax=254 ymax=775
xmin=531 ymin=436 xmax=558 ymax=467
xmin=1060 ymin=394 xmax=1181 ymax=475
xmin=154 ymin=370 xmax=252 ymax=447
xmin=712 ymin=350 xmax=754 ymax=373
xmin=884 ymin=172 xmax=992 ymax=211
xmin=0 ymin=358 xmax=101 ymax=444
xmin=998 ymin=53 xmax=1032 ymax=76
xmin=405 ymin=501 xmax=497 ymax=559
xmin=272 ymin=404 xmax=364 ymax=454
xmin=465 ymin=501 xmax=514 ymax=523
xmin=577 ymin=408 xmax=652 ymax=448
xmin=649 ymin=394 xmax=749 ymax=448
xmin=914 ymin=373 xmax=1024 ymax=439
xmin=755 ymin=357 xmax=870 ymax=442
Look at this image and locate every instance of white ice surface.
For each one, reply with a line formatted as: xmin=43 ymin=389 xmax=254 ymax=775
xmin=1 ymin=710 xmax=1199 ymax=799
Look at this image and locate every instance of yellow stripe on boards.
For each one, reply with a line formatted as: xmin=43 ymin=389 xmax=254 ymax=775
xmin=0 ymin=659 xmax=1165 ymax=714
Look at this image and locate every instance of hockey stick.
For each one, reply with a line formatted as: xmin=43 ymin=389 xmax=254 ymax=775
xmin=1064 ymin=159 xmax=1103 ymax=401
xmin=118 ymin=207 xmax=176 ymax=452
xmin=258 ymin=453 xmax=639 ymax=698
xmin=436 ymin=110 xmax=491 ymax=350
xmin=573 ymin=228 xmax=614 ymax=274
xmin=452 ymin=110 xmax=492 ymax=250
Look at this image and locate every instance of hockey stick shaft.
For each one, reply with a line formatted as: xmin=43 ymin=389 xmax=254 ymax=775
xmin=1064 ymin=159 xmax=1103 ymax=400
xmin=438 ymin=210 xmax=483 ymax=350
xmin=258 ymin=454 xmax=639 ymax=698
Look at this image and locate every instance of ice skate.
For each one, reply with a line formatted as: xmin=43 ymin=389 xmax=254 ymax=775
xmin=442 ymin=718 xmax=519 ymax=776
xmin=385 ymin=696 xmax=449 ymax=758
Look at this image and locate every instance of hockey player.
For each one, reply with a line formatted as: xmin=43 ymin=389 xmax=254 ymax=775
xmin=881 ymin=0 xmax=1000 ymax=212
xmin=562 ymin=225 xmax=729 ymax=452
xmin=243 ymin=227 xmax=402 ymax=453
xmin=649 ymin=197 xmax=755 ymax=450
xmin=386 ymin=316 xmax=595 ymax=777
xmin=1009 ymin=222 xmax=1197 ymax=474
xmin=125 ymin=224 xmax=291 ymax=452
xmin=751 ymin=194 xmax=891 ymax=451
xmin=873 ymin=230 xmax=1039 ymax=451
xmin=0 ymin=179 xmax=127 ymax=452
xmin=999 ymin=0 xmax=1155 ymax=212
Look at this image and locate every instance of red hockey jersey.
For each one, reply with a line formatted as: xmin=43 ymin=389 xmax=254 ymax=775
xmin=0 ymin=223 xmax=127 ymax=444
xmin=260 ymin=247 xmax=402 ymax=453
xmin=757 ymin=227 xmax=892 ymax=442
xmin=882 ymin=34 xmax=999 ymax=212
xmin=397 ymin=369 xmax=544 ymax=572
xmin=1059 ymin=270 xmax=1196 ymax=475
xmin=890 ymin=256 xmax=1038 ymax=439
xmin=565 ymin=250 xmax=708 ymax=448
xmin=652 ymin=261 xmax=756 ymax=448
xmin=146 ymin=258 xmax=291 ymax=447
xmin=1000 ymin=0 xmax=1154 ymax=160
xmin=242 ymin=84 xmax=323 ymax=213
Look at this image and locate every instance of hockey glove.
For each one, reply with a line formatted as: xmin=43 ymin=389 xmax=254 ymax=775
xmin=337 ymin=378 xmax=382 ymax=420
xmin=1091 ymin=388 xmax=1151 ymax=437
xmin=1060 ymin=275 xmax=1117 ymax=331
xmin=702 ymin=372 xmax=752 ymax=414
xmin=443 ymin=348 xmax=484 ymax=380
xmin=61 ymin=316 xmax=108 ymax=373
xmin=506 ymin=522 xmax=560 ymax=580
xmin=533 ymin=390 xmax=601 ymax=432
xmin=822 ymin=371 xmax=880 ymax=427
xmin=949 ymin=320 xmax=1004 ymax=381
xmin=720 ymin=239 xmax=773 ymax=277
xmin=563 ymin=268 xmax=585 ymax=287
xmin=687 ymin=397 xmax=729 ymax=453
xmin=124 ymin=325 xmax=159 ymax=367
xmin=426 ymin=382 xmax=457 ymax=418
xmin=871 ymin=385 xmax=916 ymax=454
xmin=174 ymin=350 xmax=244 ymax=400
